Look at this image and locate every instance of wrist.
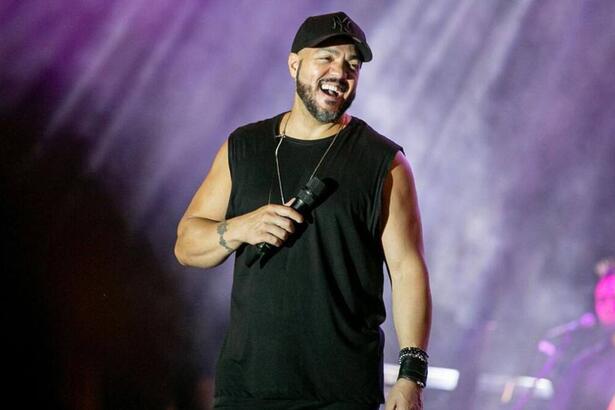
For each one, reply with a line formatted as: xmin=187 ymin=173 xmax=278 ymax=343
xmin=396 ymin=377 xmax=424 ymax=390
xmin=216 ymin=219 xmax=241 ymax=251
xmin=397 ymin=346 xmax=429 ymax=388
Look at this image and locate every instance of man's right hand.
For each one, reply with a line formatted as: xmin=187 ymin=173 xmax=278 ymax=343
xmin=232 ymin=200 xmax=303 ymax=247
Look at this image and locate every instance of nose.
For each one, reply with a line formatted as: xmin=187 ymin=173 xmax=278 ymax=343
xmin=328 ymin=59 xmax=352 ymax=79
xmin=328 ymin=60 xmax=344 ymax=78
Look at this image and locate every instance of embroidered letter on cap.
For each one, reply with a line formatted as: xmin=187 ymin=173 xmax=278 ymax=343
xmin=332 ymin=15 xmax=352 ymax=33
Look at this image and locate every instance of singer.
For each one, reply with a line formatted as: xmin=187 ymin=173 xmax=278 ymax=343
xmin=174 ymin=11 xmax=431 ymax=410
xmin=547 ymin=258 xmax=615 ymax=410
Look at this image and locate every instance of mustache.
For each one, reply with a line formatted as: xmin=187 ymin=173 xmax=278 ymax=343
xmin=318 ymin=78 xmax=349 ymax=93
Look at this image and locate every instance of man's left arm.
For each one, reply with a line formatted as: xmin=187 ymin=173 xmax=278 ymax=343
xmin=381 ymin=151 xmax=432 ymax=410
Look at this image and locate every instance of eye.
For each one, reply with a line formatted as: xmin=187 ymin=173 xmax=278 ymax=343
xmin=347 ymin=62 xmax=360 ymax=73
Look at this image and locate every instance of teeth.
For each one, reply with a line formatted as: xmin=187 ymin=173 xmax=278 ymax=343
xmin=321 ymin=83 xmax=341 ymax=96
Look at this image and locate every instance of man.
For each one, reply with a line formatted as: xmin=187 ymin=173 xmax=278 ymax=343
xmin=175 ymin=11 xmax=431 ymax=410
xmin=548 ymin=258 xmax=615 ymax=409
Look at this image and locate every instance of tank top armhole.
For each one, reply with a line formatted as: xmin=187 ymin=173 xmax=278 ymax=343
xmin=225 ymin=132 xmax=237 ymax=219
xmin=369 ymin=145 xmax=404 ymax=239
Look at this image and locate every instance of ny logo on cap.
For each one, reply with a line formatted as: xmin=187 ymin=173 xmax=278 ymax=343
xmin=332 ymin=15 xmax=352 ymax=33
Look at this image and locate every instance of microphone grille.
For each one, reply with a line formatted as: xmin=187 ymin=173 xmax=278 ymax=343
xmin=305 ymin=177 xmax=326 ymax=197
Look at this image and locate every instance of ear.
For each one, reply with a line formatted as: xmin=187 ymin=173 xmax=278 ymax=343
xmin=288 ymin=53 xmax=300 ymax=79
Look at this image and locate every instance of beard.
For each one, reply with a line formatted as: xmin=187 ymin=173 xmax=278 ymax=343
xmin=295 ymin=61 xmax=356 ymax=123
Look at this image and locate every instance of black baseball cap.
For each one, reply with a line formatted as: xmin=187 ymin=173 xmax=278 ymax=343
xmin=291 ymin=11 xmax=373 ymax=62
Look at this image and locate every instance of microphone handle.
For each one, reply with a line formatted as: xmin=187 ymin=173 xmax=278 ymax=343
xmin=255 ymin=241 xmax=273 ymax=256
xmin=256 ymin=198 xmax=309 ymax=255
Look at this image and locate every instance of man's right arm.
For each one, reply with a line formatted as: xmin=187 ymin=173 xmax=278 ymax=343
xmin=174 ymin=140 xmax=303 ymax=269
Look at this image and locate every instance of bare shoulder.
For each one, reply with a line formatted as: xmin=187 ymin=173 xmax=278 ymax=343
xmin=181 ymin=140 xmax=232 ymax=223
xmin=389 ymin=151 xmax=414 ymax=185
xmin=383 ymin=151 xmax=418 ymax=216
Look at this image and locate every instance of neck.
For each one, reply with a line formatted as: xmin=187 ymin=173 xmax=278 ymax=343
xmin=282 ymin=98 xmax=349 ymax=140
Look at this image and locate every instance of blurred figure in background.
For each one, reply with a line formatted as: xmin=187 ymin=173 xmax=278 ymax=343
xmin=548 ymin=257 xmax=615 ymax=410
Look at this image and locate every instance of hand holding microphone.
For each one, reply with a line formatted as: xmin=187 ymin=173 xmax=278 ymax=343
xmin=246 ymin=177 xmax=326 ymax=266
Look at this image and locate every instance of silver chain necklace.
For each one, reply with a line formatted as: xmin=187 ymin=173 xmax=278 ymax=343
xmin=270 ymin=113 xmax=345 ymax=204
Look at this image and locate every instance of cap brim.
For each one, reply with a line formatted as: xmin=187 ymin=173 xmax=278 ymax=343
xmin=302 ymin=33 xmax=373 ymax=62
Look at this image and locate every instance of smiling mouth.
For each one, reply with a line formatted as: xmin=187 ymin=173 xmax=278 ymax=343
xmin=319 ymin=80 xmax=348 ymax=98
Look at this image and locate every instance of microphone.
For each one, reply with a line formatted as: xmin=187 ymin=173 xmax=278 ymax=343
xmin=538 ymin=312 xmax=597 ymax=356
xmin=544 ymin=312 xmax=597 ymax=339
xmin=246 ymin=176 xmax=326 ymax=267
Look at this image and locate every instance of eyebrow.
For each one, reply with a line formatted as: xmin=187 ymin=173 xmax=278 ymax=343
xmin=317 ymin=47 xmax=361 ymax=62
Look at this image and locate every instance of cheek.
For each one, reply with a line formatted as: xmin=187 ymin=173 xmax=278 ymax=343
xmin=347 ymin=78 xmax=358 ymax=92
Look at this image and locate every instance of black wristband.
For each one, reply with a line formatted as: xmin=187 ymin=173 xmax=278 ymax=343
xmin=397 ymin=347 xmax=429 ymax=388
xmin=398 ymin=346 xmax=429 ymax=364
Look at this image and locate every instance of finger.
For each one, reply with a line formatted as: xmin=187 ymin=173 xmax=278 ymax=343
xmin=269 ymin=204 xmax=303 ymax=224
xmin=263 ymin=223 xmax=289 ymax=241
xmin=267 ymin=216 xmax=295 ymax=234
xmin=260 ymin=232 xmax=283 ymax=247
xmin=284 ymin=198 xmax=296 ymax=207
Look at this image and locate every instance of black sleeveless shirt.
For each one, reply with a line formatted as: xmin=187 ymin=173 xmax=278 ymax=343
xmin=214 ymin=113 xmax=402 ymax=408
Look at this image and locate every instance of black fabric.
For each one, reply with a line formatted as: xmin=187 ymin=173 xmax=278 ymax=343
xmin=215 ymin=113 xmax=402 ymax=408
xmin=214 ymin=396 xmax=380 ymax=410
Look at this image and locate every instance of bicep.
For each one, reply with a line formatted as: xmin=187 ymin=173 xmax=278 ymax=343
xmin=381 ymin=151 xmax=424 ymax=275
xmin=180 ymin=140 xmax=232 ymax=225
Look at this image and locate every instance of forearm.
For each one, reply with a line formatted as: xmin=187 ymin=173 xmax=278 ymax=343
xmin=175 ymin=201 xmax=303 ymax=269
xmin=391 ymin=263 xmax=432 ymax=350
xmin=385 ymin=265 xmax=431 ymax=408
xmin=174 ymin=216 xmax=243 ymax=268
